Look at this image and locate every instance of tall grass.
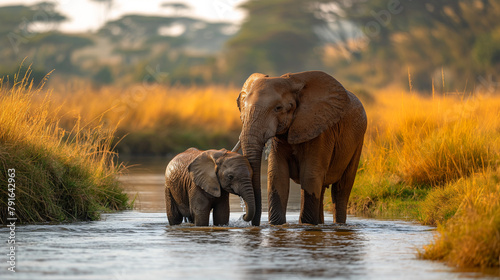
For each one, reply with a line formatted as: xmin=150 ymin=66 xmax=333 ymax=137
xmin=0 ymin=67 xmax=129 ymax=224
xmin=420 ymin=171 xmax=500 ymax=268
xmin=343 ymin=90 xmax=500 ymax=268
xmin=349 ymin=92 xmax=500 ymax=213
xmin=46 ymin=82 xmax=242 ymax=155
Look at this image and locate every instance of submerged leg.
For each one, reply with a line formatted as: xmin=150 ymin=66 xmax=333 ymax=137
xmin=165 ymin=187 xmax=183 ymax=225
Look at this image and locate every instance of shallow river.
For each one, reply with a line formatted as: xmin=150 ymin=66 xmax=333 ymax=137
xmin=1 ymin=159 xmax=499 ymax=280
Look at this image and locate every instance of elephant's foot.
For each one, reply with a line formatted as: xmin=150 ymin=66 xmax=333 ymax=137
xmin=268 ymin=189 xmax=287 ymax=225
xmin=334 ymin=205 xmax=347 ymax=224
xmin=269 ymin=209 xmax=286 ymax=225
xmin=299 ymin=190 xmax=321 ymax=225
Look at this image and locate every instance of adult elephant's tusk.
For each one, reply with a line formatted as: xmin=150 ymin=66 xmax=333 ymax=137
xmin=232 ymin=139 xmax=241 ymax=152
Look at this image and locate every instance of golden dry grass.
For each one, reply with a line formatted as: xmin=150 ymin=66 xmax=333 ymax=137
xmin=42 ymin=83 xmax=242 ymax=155
xmin=0 ymin=68 xmax=128 ymax=223
xmin=419 ymin=171 xmax=500 ymax=268
xmin=47 ymin=82 xmax=241 ymax=133
xmin=350 ymin=89 xmax=500 ymax=268
xmin=359 ymin=90 xmax=500 ymax=188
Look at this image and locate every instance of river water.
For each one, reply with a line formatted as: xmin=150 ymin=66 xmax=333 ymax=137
xmin=1 ymin=159 xmax=499 ymax=280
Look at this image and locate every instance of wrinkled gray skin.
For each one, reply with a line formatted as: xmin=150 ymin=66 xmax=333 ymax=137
xmin=165 ymin=148 xmax=255 ymax=226
xmin=233 ymin=71 xmax=367 ymax=226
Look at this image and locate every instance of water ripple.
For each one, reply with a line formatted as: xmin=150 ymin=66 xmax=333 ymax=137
xmin=1 ymin=211 xmax=498 ymax=280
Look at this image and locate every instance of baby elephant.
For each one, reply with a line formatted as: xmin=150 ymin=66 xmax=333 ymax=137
xmin=165 ymin=148 xmax=255 ymax=226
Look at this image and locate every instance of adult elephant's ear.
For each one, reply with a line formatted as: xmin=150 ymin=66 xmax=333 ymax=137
xmin=237 ymin=73 xmax=268 ymax=112
xmin=188 ymin=150 xmax=227 ymax=197
xmin=284 ymin=71 xmax=351 ymax=145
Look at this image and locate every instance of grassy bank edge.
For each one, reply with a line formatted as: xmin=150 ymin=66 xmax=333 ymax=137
xmin=0 ymin=68 xmax=130 ymax=224
xmin=323 ymin=161 xmax=500 ymax=270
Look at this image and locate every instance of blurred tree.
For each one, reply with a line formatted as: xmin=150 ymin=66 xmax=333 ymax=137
xmin=93 ymin=65 xmax=114 ymax=85
xmin=225 ymin=0 xmax=331 ymax=82
xmin=0 ymin=3 xmax=66 ymax=56
xmin=27 ymin=32 xmax=94 ymax=74
xmin=98 ymin=14 xmax=234 ymax=84
xmin=325 ymin=0 xmax=500 ymax=91
xmin=161 ymin=2 xmax=191 ymax=14
xmin=0 ymin=3 xmax=66 ymax=36
xmin=0 ymin=3 xmax=67 ymax=84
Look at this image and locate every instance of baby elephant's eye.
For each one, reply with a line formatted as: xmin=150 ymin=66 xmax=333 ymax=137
xmin=228 ymin=174 xmax=234 ymax=180
xmin=274 ymin=105 xmax=283 ymax=112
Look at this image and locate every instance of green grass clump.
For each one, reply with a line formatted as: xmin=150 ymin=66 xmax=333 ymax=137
xmin=420 ymin=171 xmax=500 ymax=268
xmin=0 ymin=67 xmax=129 ymax=224
xmin=341 ymin=176 xmax=427 ymax=219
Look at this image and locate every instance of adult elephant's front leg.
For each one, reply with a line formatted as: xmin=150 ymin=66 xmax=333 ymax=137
xmin=268 ymin=139 xmax=291 ymax=225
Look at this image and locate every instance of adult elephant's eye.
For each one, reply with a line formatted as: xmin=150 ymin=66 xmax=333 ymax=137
xmin=228 ymin=175 xmax=234 ymax=180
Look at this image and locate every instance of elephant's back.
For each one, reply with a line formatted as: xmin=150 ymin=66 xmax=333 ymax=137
xmin=165 ymin=148 xmax=202 ymax=190
xmin=166 ymin=148 xmax=200 ymax=178
xmin=346 ymin=91 xmax=367 ymax=134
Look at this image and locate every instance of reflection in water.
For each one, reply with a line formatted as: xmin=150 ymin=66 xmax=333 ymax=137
xmin=1 ymin=212 xmax=498 ymax=280
xmin=165 ymin=222 xmax=365 ymax=279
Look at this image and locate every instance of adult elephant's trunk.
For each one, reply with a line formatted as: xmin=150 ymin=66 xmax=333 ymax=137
xmin=238 ymin=180 xmax=256 ymax=222
xmin=240 ymin=136 xmax=264 ymax=226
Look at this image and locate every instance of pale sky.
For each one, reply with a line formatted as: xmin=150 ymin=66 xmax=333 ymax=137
xmin=0 ymin=0 xmax=246 ymax=32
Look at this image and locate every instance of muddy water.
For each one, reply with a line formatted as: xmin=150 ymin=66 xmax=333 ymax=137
xmin=1 ymin=159 xmax=498 ymax=280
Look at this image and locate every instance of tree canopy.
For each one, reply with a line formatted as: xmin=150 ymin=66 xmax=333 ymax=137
xmin=1 ymin=0 xmax=499 ymax=91
xmin=318 ymin=0 xmax=500 ymax=90
xmin=225 ymin=0 xmax=330 ymax=82
xmin=225 ymin=0 xmax=500 ymax=91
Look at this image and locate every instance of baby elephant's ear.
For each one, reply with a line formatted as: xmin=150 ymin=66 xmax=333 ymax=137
xmin=188 ymin=151 xmax=221 ymax=197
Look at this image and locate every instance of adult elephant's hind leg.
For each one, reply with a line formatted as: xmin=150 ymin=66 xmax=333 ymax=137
xmin=165 ymin=187 xmax=183 ymax=225
xmin=333 ymin=143 xmax=363 ymax=224
xmin=298 ymin=138 xmax=331 ymax=225
xmin=319 ymin=185 xmax=328 ymax=224
xmin=299 ymin=185 xmax=323 ymax=225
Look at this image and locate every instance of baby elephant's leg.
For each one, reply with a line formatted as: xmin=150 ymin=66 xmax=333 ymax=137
xmin=193 ymin=210 xmax=210 ymax=226
xmin=191 ymin=193 xmax=212 ymax=226
xmin=165 ymin=187 xmax=183 ymax=225
xmin=213 ymin=199 xmax=230 ymax=226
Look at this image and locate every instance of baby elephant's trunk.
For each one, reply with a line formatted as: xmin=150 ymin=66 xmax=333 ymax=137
xmin=238 ymin=181 xmax=256 ymax=222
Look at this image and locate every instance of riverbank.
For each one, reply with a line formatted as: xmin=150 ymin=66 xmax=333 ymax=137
xmin=0 ymin=69 xmax=129 ymax=224
xmin=332 ymin=91 xmax=500 ymax=268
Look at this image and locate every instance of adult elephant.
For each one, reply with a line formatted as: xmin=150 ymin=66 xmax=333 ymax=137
xmin=232 ymin=71 xmax=367 ymax=226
